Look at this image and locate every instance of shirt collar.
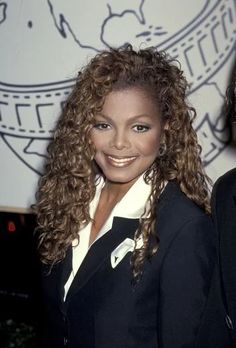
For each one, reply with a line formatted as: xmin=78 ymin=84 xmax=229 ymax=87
xmin=114 ymin=175 xmax=151 ymax=218
xmin=93 ymin=174 xmax=152 ymax=220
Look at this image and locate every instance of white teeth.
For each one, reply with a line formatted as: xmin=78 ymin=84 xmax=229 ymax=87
xmin=107 ymin=156 xmax=136 ymax=166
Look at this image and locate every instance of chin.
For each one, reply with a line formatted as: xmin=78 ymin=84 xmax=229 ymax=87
xmin=104 ymin=172 xmax=139 ymax=184
xmin=106 ymin=176 xmax=131 ymax=184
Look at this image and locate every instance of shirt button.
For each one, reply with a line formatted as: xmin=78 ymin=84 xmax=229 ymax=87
xmin=225 ymin=314 xmax=234 ymax=330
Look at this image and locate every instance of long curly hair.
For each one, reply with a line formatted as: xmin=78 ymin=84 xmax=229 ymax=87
xmin=35 ymin=45 xmax=211 ymax=281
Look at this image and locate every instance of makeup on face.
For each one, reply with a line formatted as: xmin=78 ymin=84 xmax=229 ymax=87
xmin=90 ymin=87 xmax=163 ymax=187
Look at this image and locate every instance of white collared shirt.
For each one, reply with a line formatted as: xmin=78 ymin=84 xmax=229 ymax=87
xmin=64 ymin=174 xmax=152 ymax=300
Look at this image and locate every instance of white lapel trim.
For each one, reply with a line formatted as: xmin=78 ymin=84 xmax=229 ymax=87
xmin=110 ymin=236 xmax=144 ymax=269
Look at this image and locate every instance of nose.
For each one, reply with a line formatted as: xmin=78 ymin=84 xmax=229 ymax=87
xmin=110 ymin=129 xmax=130 ymax=150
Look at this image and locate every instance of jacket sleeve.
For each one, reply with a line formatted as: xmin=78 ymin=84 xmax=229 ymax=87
xmin=158 ymin=215 xmax=216 ymax=348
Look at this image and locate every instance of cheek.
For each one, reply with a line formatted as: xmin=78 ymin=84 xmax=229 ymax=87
xmin=90 ymin=132 xmax=103 ymax=151
xmin=137 ymin=135 xmax=161 ymax=156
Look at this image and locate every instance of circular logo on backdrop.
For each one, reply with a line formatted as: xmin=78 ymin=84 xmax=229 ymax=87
xmin=0 ymin=0 xmax=235 ymax=175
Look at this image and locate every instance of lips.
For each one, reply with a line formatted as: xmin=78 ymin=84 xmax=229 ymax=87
xmin=106 ymin=155 xmax=137 ymax=167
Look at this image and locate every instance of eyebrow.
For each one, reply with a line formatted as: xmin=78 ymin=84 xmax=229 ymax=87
xmin=96 ymin=113 xmax=153 ymax=122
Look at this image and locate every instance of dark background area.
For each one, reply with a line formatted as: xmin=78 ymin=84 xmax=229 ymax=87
xmin=0 ymin=212 xmax=38 ymax=348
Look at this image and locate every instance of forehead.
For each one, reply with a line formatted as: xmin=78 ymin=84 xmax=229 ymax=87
xmin=101 ymin=87 xmax=160 ymax=116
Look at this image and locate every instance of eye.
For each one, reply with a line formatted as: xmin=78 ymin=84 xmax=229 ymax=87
xmin=132 ymin=124 xmax=150 ymax=133
xmin=93 ymin=122 xmax=111 ymax=130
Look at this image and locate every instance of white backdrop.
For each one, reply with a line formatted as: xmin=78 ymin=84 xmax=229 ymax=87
xmin=0 ymin=0 xmax=236 ymax=211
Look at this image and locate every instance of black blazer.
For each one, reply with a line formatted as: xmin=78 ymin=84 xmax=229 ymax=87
xmin=211 ymin=168 xmax=236 ymax=346
xmin=39 ymin=181 xmax=216 ymax=348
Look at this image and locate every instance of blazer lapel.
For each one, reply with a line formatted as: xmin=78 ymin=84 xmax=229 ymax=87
xmin=65 ymin=217 xmax=139 ymax=302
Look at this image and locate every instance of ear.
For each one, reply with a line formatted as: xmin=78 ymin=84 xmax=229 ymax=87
xmin=159 ymin=120 xmax=169 ymax=139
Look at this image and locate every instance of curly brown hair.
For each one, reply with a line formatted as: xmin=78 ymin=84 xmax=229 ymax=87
xmin=35 ymin=45 xmax=211 ymax=281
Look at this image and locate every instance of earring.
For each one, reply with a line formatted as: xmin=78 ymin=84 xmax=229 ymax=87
xmin=158 ymin=141 xmax=167 ymax=157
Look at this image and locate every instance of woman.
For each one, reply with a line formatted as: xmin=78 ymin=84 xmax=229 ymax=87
xmin=35 ymin=46 xmax=216 ymax=348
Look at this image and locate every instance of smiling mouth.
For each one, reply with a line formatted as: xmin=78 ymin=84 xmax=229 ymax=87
xmin=106 ymin=155 xmax=137 ymax=167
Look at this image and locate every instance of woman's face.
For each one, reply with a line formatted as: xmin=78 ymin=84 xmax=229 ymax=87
xmin=90 ymin=87 xmax=163 ymax=185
